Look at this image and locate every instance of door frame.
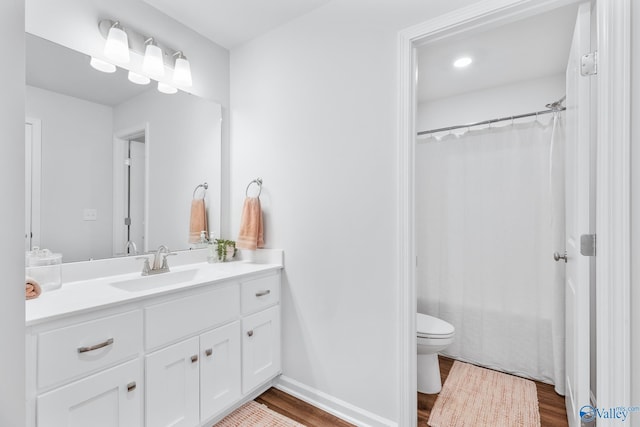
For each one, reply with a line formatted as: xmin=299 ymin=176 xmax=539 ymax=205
xmin=113 ymin=123 xmax=150 ymax=256
xmin=396 ymin=0 xmax=631 ymax=425
xmin=25 ymin=117 xmax=41 ymax=251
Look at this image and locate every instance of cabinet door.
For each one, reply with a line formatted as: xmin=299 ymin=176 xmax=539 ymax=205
xmin=242 ymin=305 xmax=281 ymax=393
xmin=146 ymin=337 xmax=199 ymax=427
xmin=37 ymin=359 xmax=142 ymax=427
xmin=200 ymin=321 xmax=241 ymax=422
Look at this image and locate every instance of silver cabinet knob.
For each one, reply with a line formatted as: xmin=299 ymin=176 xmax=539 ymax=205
xmin=127 ymin=381 xmax=137 ymax=392
xmin=191 ymin=355 xmax=198 ymax=363
xmin=247 ymin=330 xmax=254 ymax=337
xmin=205 ymin=348 xmax=213 ymax=357
xmin=553 ymin=251 xmax=568 ymax=263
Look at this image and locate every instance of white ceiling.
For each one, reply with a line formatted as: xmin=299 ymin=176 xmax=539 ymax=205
xmin=141 ymin=0 xmax=333 ymax=49
xmin=26 ymin=33 xmax=152 ymax=107
xmin=417 ymin=4 xmax=579 ymax=103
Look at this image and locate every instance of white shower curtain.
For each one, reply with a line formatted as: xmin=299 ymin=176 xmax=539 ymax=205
xmin=416 ymin=116 xmax=566 ymax=395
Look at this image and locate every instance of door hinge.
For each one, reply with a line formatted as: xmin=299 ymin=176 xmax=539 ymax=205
xmin=124 ymin=157 xmax=131 ymax=166
xmin=581 ymin=52 xmax=597 ymax=76
xmin=124 ymin=217 xmax=131 ymax=226
xmin=580 ymin=234 xmax=596 ymax=256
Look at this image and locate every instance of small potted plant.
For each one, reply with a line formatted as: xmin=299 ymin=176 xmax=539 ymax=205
xmin=213 ymin=239 xmax=236 ymax=262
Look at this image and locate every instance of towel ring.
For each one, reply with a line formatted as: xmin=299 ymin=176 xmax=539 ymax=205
xmin=193 ymin=182 xmax=208 ymax=199
xmin=245 ymin=178 xmax=263 ymax=198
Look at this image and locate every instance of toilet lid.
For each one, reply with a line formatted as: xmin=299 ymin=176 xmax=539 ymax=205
xmin=416 ymin=313 xmax=455 ymax=338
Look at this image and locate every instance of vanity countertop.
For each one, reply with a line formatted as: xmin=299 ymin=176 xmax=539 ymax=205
xmin=26 ymin=260 xmax=282 ymax=327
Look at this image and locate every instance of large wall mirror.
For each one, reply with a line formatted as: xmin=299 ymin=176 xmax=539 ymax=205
xmin=25 ymin=33 xmax=222 ymax=263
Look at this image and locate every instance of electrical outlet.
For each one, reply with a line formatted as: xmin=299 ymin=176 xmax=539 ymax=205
xmin=83 ymin=208 xmax=97 ymax=221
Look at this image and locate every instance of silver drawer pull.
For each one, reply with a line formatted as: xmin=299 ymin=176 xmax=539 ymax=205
xmin=77 ymin=338 xmax=114 ymax=354
xmin=205 ymin=348 xmax=213 ymax=357
xmin=191 ymin=355 xmax=198 ymax=363
xmin=255 ymin=290 xmax=271 ymax=297
xmin=127 ymin=382 xmax=137 ymax=392
xmin=247 ymin=330 xmax=254 ymax=337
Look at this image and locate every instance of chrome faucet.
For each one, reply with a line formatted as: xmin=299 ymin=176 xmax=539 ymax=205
xmin=136 ymin=245 xmax=176 ymax=276
xmin=153 ymin=245 xmax=170 ymax=270
xmin=124 ymin=240 xmax=138 ymax=256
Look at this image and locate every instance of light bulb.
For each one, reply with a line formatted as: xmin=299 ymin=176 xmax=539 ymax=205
xmin=89 ymin=57 xmax=116 ymax=73
xmin=143 ymin=41 xmax=165 ymax=78
xmin=173 ymin=54 xmax=192 ymax=87
xmin=128 ymin=71 xmax=150 ymax=85
xmin=157 ymin=82 xmax=177 ymax=94
xmin=104 ymin=23 xmax=130 ymax=64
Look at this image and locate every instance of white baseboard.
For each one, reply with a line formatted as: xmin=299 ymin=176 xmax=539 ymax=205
xmin=275 ymin=376 xmax=397 ymax=427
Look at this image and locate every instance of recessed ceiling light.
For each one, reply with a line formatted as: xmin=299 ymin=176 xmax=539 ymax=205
xmin=453 ymin=57 xmax=473 ymax=68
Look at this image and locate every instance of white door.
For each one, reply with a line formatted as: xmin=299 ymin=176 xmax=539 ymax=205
xmin=129 ymin=139 xmax=146 ymax=253
xmin=37 ymin=359 xmax=142 ymax=427
xmin=564 ymin=3 xmax=594 ymax=426
xmin=200 ymin=321 xmax=241 ymax=422
xmin=242 ymin=306 xmax=281 ymax=394
xmin=146 ymin=337 xmax=200 ymax=427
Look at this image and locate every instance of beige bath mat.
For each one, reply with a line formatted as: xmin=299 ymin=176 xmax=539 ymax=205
xmin=215 ymin=401 xmax=306 ymax=427
xmin=428 ymin=361 xmax=540 ymax=427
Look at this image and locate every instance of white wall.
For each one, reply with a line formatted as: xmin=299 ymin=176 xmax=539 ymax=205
xmin=26 ymin=85 xmax=114 ymax=262
xmin=114 ymin=89 xmax=222 ymax=251
xmin=417 ymin=73 xmax=565 ymax=133
xmin=0 ymin=1 xmax=25 ymax=426
xmin=630 ymin=0 xmax=640 ymax=416
xmin=230 ymin=0 xmax=479 ymax=423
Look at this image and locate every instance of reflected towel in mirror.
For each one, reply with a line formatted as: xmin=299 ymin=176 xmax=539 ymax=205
xmin=26 ymin=276 xmax=42 ymax=300
xmin=237 ymin=197 xmax=264 ymax=250
xmin=189 ymin=198 xmax=208 ymax=244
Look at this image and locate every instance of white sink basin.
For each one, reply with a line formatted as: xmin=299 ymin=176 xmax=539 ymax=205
xmin=110 ymin=269 xmax=199 ymax=292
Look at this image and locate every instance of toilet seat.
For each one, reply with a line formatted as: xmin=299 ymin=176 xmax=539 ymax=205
xmin=417 ymin=313 xmax=454 ymax=339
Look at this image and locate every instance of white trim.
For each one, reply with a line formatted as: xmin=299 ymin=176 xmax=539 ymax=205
xmin=275 ymin=375 xmax=397 ymax=427
xmin=397 ymin=0 xmax=631 ymax=424
xmin=25 ymin=117 xmax=41 ymax=250
xmin=595 ymin=0 xmax=631 ymax=415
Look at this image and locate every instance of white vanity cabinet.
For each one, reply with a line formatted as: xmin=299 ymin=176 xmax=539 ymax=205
xmin=27 ymin=266 xmax=282 ymax=427
xmin=30 ymin=310 xmax=144 ymax=427
xmin=240 ymin=272 xmax=282 ymax=394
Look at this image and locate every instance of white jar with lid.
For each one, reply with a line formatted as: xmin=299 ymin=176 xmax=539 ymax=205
xmin=25 ymin=248 xmax=62 ymax=292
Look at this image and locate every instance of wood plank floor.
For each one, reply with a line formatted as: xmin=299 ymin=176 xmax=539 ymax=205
xmin=256 ymin=387 xmax=355 ymax=427
xmin=257 ymin=357 xmax=567 ymax=426
xmin=418 ymin=356 xmax=568 ymax=427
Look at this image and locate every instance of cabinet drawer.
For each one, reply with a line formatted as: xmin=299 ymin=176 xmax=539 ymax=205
xmin=241 ymin=273 xmax=280 ymax=315
xmin=145 ymin=283 xmax=239 ymax=350
xmin=37 ymin=310 xmax=142 ymax=390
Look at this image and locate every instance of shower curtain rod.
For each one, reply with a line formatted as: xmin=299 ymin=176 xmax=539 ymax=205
xmin=417 ymin=106 xmax=566 ymax=137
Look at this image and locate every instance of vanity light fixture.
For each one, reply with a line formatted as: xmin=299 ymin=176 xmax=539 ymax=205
xmin=128 ymin=70 xmax=150 ymax=85
xmin=89 ymin=57 xmax=116 ymax=73
xmin=97 ymin=19 xmax=194 ymax=91
xmin=143 ymin=38 xmax=165 ymax=78
xmin=172 ymin=52 xmax=192 ymax=87
xmin=103 ymin=21 xmax=130 ymax=63
xmin=453 ymin=56 xmax=473 ymax=68
xmin=157 ymin=81 xmax=178 ymax=94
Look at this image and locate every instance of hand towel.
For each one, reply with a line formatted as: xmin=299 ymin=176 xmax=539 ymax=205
xmin=25 ymin=276 xmax=42 ymax=300
xmin=189 ymin=198 xmax=208 ymax=244
xmin=237 ymin=197 xmax=264 ymax=250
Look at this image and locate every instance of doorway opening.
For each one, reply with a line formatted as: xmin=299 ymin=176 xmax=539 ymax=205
xmin=397 ymin=1 xmax=631 ymax=426
xmin=113 ymin=125 xmax=149 ymax=257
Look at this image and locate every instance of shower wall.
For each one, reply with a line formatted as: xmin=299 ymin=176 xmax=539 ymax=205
xmin=417 ymin=73 xmax=564 ymax=133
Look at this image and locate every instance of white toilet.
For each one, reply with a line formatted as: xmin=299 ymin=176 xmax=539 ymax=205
xmin=416 ymin=313 xmax=455 ymax=394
